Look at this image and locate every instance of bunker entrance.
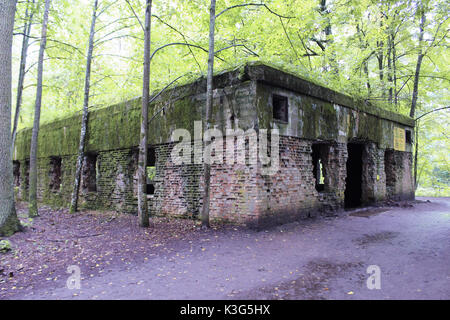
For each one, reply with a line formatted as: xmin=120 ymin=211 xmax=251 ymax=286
xmin=146 ymin=146 xmax=156 ymax=195
xmin=345 ymin=143 xmax=363 ymax=208
xmin=49 ymin=157 xmax=62 ymax=192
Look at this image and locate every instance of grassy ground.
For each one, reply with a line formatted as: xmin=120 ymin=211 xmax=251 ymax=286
xmin=416 ymin=186 xmax=450 ymax=197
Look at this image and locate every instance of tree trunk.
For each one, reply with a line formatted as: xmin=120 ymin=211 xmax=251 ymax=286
xmin=320 ymin=0 xmax=337 ymax=75
xmin=377 ymin=42 xmax=384 ymax=96
xmin=356 ymin=24 xmax=371 ymax=96
xmin=387 ymin=35 xmax=393 ymax=105
xmin=28 ymin=0 xmax=51 ymax=217
xmin=138 ymin=0 xmax=152 ymax=228
xmin=69 ymin=0 xmax=98 ymax=213
xmin=201 ymin=0 xmax=216 ymax=229
xmin=11 ymin=0 xmax=35 ymax=154
xmin=392 ymin=34 xmax=398 ymax=108
xmin=0 ymin=0 xmax=21 ymax=236
xmin=414 ymin=121 xmax=419 ymax=190
xmin=410 ymin=5 xmax=425 ymax=118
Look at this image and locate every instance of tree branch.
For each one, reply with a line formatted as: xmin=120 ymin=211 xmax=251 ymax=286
xmin=125 ymin=0 xmax=144 ymax=31
xmin=215 ymin=3 xmax=294 ymax=19
xmin=415 ymin=106 xmax=450 ymax=121
xmin=149 ymin=73 xmax=191 ymax=123
xmin=214 ymin=43 xmax=259 ymax=56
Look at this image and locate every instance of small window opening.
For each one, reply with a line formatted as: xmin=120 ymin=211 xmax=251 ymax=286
xmin=273 ymin=94 xmax=288 ymax=122
xmin=405 ymin=130 xmax=412 ymax=144
xmin=83 ymin=153 xmax=98 ymax=192
xmin=146 ymin=147 xmax=156 ymax=195
xmin=312 ymin=144 xmax=326 ymax=192
xmin=13 ymin=161 xmax=20 ymax=187
xmin=384 ymin=149 xmax=396 ymax=191
xmin=49 ymin=157 xmax=62 ymax=191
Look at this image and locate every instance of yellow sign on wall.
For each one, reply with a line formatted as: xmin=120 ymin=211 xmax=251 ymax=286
xmin=394 ymin=127 xmax=405 ymax=151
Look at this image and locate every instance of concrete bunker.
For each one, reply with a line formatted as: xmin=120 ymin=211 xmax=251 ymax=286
xmin=12 ymin=63 xmax=415 ymax=227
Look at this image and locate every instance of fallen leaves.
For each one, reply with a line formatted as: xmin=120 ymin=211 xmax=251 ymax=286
xmin=0 ymin=201 xmax=207 ymax=299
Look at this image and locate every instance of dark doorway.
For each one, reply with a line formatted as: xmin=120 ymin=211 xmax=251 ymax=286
xmin=83 ymin=153 xmax=98 ymax=192
xmin=146 ymin=146 xmax=156 ymax=195
xmin=344 ymin=143 xmax=363 ymax=208
xmin=49 ymin=157 xmax=62 ymax=192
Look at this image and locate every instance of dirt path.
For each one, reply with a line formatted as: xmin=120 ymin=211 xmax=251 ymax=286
xmin=2 ymin=197 xmax=449 ymax=300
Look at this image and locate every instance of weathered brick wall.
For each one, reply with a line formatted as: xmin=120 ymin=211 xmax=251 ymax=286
xmin=257 ymin=137 xmax=317 ymax=225
xmin=385 ymin=149 xmax=414 ymax=201
xmin=149 ymin=139 xmax=262 ymax=225
xmin=361 ymin=142 xmax=387 ymax=204
xmin=316 ymin=142 xmax=348 ymax=212
xmin=87 ymin=149 xmax=138 ymax=213
xmin=208 ymin=136 xmax=261 ymax=225
xmin=15 ymin=149 xmax=139 ymax=213
xmin=256 ymin=138 xmax=350 ymax=227
xmin=13 ymin=137 xmax=413 ymax=227
xmin=149 ymin=142 xmax=203 ymax=218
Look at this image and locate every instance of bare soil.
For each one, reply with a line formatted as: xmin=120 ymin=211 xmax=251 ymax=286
xmin=1 ymin=197 xmax=449 ymax=300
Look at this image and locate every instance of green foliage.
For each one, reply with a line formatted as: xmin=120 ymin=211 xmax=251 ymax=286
xmin=147 ymin=166 xmax=156 ymax=181
xmin=415 ymin=110 xmax=450 ymax=196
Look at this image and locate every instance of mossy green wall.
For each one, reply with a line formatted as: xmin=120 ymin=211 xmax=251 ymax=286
xmin=255 ymin=82 xmax=413 ymax=151
xmin=13 ymin=98 xmax=142 ymax=161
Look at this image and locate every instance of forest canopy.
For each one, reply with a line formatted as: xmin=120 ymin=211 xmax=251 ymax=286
xmin=11 ymin=0 xmax=450 ymax=195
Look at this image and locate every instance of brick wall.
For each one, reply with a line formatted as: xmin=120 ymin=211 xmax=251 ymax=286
xmin=384 ymin=149 xmax=414 ymax=201
xmin=361 ymin=142 xmax=387 ymax=204
xmin=13 ymin=137 xmax=414 ymax=227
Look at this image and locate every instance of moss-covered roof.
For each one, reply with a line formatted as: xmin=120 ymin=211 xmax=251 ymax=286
xmin=243 ymin=62 xmax=414 ymax=127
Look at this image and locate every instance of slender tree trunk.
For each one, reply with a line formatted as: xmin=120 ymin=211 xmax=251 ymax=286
xmin=11 ymin=0 xmax=34 ymax=154
xmin=357 ymin=24 xmax=371 ymax=96
xmin=0 ymin=0 xmax=21 ymax=236
xmin=69 ymin=0 xmax=98 ymax=213
xmin=363 ymin=61 xmax=371 ymax=96
xmin=201 ymin=0 xmax=216 ymax=229
xmin=138 ymin=0 xmax=152 ymax=228
xmin=387 ymin=35 xmax=393 ymax=105
xmin=28 ymin=0 xmax=51 ymax=217
xmin=320 ymin=0 xmax=337 ymax=75
xmin=414 ymin=121 xmax=419 ymax=190
xmin=410 ymin=5 xmax=425 ymax=118
xmin=392 ymin=34 xmax=398 ymax=108
xmin=377 ymin=41 xmax=384 ymax=96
